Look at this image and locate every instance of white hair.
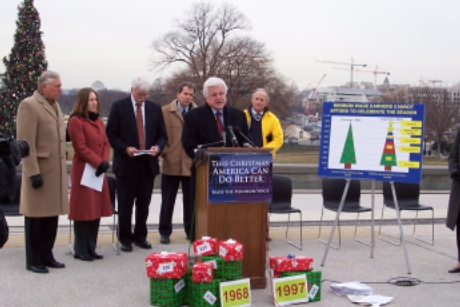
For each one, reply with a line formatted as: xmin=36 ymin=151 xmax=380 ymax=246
xmin=38 ymin=71 xmax=60 ymax=87
xmin=203 ymin=77 xmax=227 ymax=97
xmin=131 ymin=77 xmax=151 ymax=91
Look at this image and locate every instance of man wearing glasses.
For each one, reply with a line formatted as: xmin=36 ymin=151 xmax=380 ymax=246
xmin=106 ymin=77 xmax=167 ymax=252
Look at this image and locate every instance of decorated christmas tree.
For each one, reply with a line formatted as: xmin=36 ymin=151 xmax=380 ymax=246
xmin=340 ymin=123 xmax=357 ymax=169
xmin=0 ymin=0 xmax=47 ymax=135
xmin=380 ymin=121 xmax=397 ymax=171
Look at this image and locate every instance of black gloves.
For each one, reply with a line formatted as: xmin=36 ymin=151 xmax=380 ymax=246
xmin=30 ymin=174 xmax=43 ymax=189
xmin=95 ymin=161 xmax=110 ymax=177
xmin=451 ymin=171 xmax=460 ymax=182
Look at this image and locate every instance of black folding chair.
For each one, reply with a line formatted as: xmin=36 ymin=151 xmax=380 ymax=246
xmin=379 ymin=181 xmax=434 ymax=245
xmin=319 ymin=178 xmax=371 ymax=250
xmin=268 ymin=175 xmax=303 ymax=250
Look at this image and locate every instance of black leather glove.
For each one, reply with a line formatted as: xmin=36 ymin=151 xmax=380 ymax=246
xmin=451 ymin=171 xmax=460 ymax=181
xmin=95 ymin=161 xmax=110 ymax=177
xmin=30 ymin=174 xmax=43 ymax=189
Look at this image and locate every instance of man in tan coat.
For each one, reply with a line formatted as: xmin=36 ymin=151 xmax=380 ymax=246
xmin=159 ymin=82 xmax=197 ymax=244
xmin=17 ymin=71 xmax=69 ymax=273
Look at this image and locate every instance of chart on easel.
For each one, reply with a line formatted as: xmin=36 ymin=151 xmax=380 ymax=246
xmin=319 ymin=102 xmax=425 ymax=182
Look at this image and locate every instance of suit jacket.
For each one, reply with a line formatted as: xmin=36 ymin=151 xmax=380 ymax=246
xmin=182 ymin=104 xmax=249 ymax=159
xmin=160 ymin=99 xmax=197 ymax=176
xmin=106 ymin=96 xmax=167 ymax=178
xmin=16 ymin=91 xmax=69 ymax=217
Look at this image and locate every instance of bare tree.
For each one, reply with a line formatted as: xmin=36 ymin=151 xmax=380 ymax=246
xmin=411 ymin=87 xmax=460 ymax=159
xmin=373 ymin=85 xmax=460 ymax=159
xmin=150 ymin=2 xmax=250 ymax=85
xmin=149 ymin=1 xmax=297 ymax=116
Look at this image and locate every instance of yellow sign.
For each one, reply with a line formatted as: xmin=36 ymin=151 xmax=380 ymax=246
xmin=273 ymin=275 xmax=308 ymax=306
xmin=220 ymin=278 xmax=251 ymax=307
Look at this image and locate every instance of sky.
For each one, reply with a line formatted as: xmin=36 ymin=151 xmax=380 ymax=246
xmin=1 ymin=0 xmax=460 ymax=91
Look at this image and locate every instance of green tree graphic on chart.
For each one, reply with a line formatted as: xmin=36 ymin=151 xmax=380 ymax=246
xmin=340 ymin=123 xmax=357 ymax=169
xmin=380 ymin=121 xmax=397 ymax=171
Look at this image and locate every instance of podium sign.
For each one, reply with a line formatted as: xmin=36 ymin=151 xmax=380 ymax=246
xmin=195 ymin=148 xmax=271 ymax=289
xmin=208 ymin=152 xmax=272 ymax=203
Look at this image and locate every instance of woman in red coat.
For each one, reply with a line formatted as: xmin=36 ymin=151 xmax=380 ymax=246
xmin=68 ymin=88 xmax=112 ymax=261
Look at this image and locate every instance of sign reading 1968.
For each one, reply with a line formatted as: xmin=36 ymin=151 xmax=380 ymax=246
xmin=208 ymin=153 xmax=272 ymax=203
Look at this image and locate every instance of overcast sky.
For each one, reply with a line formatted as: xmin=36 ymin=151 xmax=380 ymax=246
xmin=1 ymin=0 xmax=459 ymax=91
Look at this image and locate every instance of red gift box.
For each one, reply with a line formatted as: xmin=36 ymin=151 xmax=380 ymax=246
xmin=192 ymin=236 xmax=218 ymax=256
xmin=145 ymin=252 xmax=188 ymax=278
xmin=270 ymin=256 xmax=314 ymax=272
xmin=218 ymin=239 xmax=244 ymax=261
xmin=269 ymin=256 xmax=285 ymax=269
xmin=192 ymin=262 xmax=214 ymax=283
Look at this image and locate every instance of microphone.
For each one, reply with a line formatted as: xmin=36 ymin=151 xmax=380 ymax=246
xmin=197 ymin=140 xmax=225 ymax=149
xmin=221 ymin=131 xmax=226 ymax=147
xmin=226 ymin=126 xmax=239 ymax=147
xmin=233 ymin=126 xmax=256 ymax=147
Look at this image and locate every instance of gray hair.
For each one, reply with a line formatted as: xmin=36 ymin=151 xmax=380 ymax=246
xmin=203 ymin=77 xmax=227 ymax=97
xmin=252 ymin=88 xmax=270 ymax=103
xmin=38 ymin=71 xmax=60 ymax=87
xmin=131 ymin=77 xmax=151 ymax=91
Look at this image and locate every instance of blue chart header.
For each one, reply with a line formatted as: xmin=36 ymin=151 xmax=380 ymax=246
xmin=208 ymin=153 xmax=273 ymax=203
xmin=318 ymin=102 xmax=425 ymax=183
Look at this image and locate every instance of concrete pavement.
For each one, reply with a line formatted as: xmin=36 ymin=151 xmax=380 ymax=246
xmin=1 ymin=191 xmax=459 ymax=306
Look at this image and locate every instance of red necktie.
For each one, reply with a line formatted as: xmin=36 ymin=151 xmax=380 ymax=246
xmin=215 ymin=111 xmax=223 ymax=139
xmin=136 ymin=103 xmax=146 ymax=150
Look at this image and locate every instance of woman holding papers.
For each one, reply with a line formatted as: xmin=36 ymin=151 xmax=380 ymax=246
xmin=68 ymin=88 xmax=112 ymax=261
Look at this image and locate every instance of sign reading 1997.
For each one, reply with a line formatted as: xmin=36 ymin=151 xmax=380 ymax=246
xmin=318 ymin=102 xmax=425 ymax=183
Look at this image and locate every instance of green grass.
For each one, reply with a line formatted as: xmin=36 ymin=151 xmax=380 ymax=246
xmin=67 ymin=143 xmax=448 ymax=166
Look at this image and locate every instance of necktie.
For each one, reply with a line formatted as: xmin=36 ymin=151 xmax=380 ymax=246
xmin=254 ymin=113 xmax=262 ymax=121
xmin=215 ymin=111 xmax=223 ymax=139
xmin=182 ymin=108 xmax=186 ymax=118
xmin=136 ymin=103 xmax=145 ymax=150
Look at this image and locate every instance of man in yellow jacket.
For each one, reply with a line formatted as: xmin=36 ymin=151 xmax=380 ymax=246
xmin=244 ymin=89 xmax=284 ymax=155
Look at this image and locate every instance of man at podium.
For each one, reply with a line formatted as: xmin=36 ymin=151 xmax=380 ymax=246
xmin=182 ymin=77 xmax=248 ymax=157
xmin=181 ymin=77 xmax=249 ymax=240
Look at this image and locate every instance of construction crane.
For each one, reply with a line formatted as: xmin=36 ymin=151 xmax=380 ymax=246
xmin=355 ymin=65 xmax=390 ymax=89
xmin=316 ymin=57 xmax=366 ymax=88
xmin=304 ymin=74 xmax=326 ymax=115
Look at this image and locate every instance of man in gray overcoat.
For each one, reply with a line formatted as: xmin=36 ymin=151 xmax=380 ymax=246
xmin=17 ymin=71 xmax=69 ymax=273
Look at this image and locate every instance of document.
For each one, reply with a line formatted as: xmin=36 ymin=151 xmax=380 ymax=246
xmin=80 ymin=163 xmax=104 ymax=192
xmin=133 ymin=150 xmax=155 ymax=156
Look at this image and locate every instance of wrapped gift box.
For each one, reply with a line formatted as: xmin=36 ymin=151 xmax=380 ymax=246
xmin=188 ymin=278 xmax=223 ymax=307
xmin=146 ymin=251 xmax=188 ymax=278
xmin=281 ymin=270 xmax=322 ymax=302
xmin=193 ymin=236 xmax=218 ymax=256
xmin=202 ymin=255 xmax=224 ymax=279
xmin=270 ymin=255 xmax=314 ymax=272
xmin=192 ymin=262 xmax=214 ymax=283
xmin=218 ymin=239 xmax=244 ymax=261
xmin=150 ymin=277 xmax=187 ymax=307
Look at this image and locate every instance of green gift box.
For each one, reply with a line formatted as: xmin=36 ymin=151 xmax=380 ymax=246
xmin=150 ymin=277 xmax=187 ymax=307
xmin=281 ymin=270 xmax=322 ymax=302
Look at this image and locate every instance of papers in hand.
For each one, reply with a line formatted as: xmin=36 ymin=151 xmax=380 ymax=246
xmin=134 ymin=150 xmax=155 ymax=156
xmin=80 ymin=163 xmax=104 ymax=192
xmin=330 ymin=281 xmax=372 ymax=296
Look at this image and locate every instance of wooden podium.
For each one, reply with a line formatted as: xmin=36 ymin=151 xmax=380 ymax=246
xmin=194 ymin=147 xmax=271 ymax=289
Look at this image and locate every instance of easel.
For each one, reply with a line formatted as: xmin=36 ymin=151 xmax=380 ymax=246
xmin=320 ymin=179 xmax=412 ymax=274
